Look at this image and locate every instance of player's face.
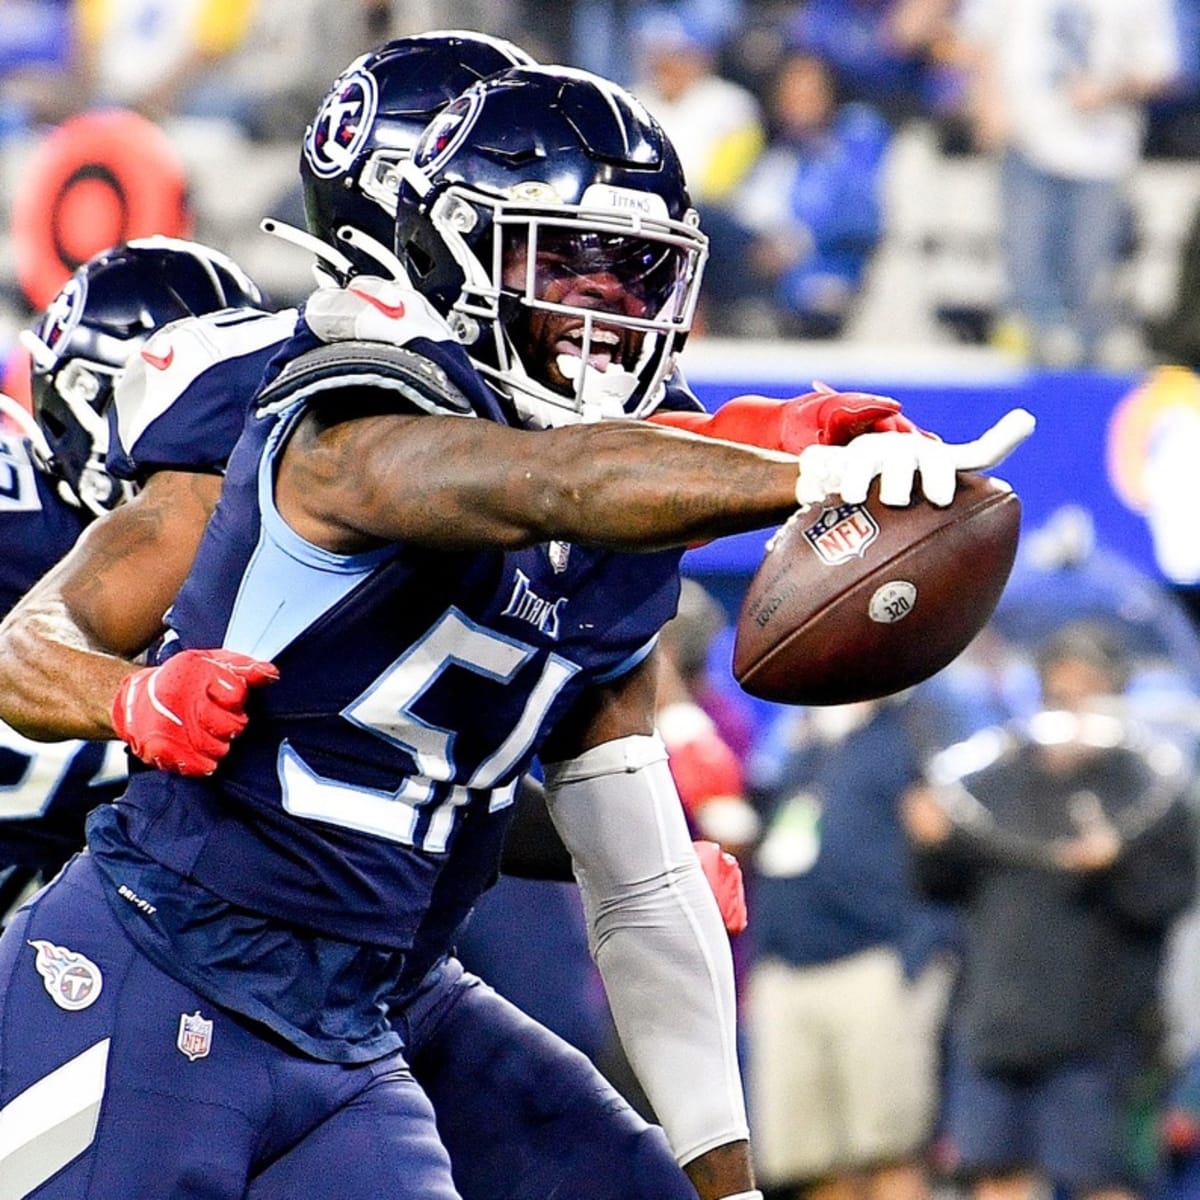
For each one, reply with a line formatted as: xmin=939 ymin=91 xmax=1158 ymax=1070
xmin=501 ymin=228 xmax=679 ymax=394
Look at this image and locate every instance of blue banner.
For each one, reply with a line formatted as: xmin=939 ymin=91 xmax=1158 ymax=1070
xmin=683 ymin=366 xmax=1200 ymax=590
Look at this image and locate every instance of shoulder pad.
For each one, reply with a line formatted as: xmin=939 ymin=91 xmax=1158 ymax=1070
xmin=115 ymin=308 xmax=292 ymax=446
xmin=255 ymin=340 xmax=472 ymax=418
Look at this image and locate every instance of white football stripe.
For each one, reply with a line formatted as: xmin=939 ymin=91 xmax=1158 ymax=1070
xmin=0 ymin=1038 xmax=110 ymax=1199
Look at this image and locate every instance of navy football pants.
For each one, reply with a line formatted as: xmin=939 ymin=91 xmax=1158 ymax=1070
xmin=402 ymin=956 xmax=696 ymax=1199
xmin=0 ymin=855 xmax=697 ymax=1198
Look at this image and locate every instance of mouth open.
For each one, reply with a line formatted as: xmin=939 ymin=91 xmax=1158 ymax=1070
xmin=554 ymin=325 xmax=623 ymax=372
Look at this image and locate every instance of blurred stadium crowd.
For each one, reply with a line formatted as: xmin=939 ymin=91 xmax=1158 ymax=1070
xmin=5 ymin=3 xmax=1200 ymax=1199
xmin=1 ymin=0 xmax=1199 ymax=367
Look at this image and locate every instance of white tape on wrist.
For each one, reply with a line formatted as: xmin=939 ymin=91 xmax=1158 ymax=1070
xmin=719 ymin=1191 xmax=764 ymax=1200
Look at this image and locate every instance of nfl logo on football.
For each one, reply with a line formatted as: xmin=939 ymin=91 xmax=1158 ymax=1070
xmin=177 ymin=1010 xmax=213 ymax=1061
xmin=803 ymin=503 xmax=880 ymax=565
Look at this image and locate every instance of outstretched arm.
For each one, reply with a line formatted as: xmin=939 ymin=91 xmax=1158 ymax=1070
xmin=278 ymin=406 xmax=803 ymax=554
xmin=0 ymin=470 xmax=223 ymax=740
xmin=277 ymin=399 xmax=1033 ymax=556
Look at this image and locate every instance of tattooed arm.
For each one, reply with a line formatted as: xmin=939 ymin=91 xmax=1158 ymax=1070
xmin=276 ymin=405 xmax=801 ymax=556
xmin=0 ymin=471 xmax=222 ymax=739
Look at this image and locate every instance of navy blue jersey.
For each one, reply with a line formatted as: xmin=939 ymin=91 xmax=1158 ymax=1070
xmin=107 ymin=307 xmax=297 ymax=483
xmin=0 ymin=431 xmax=84 ymax=613
xmin=660 ymin=364 xmax=706 ymax=415
xmin=89 ymin=329 xmax=685 ymax=1057
xmin=1 ymin=309 xmax=292 ymax=909
xmin=0 ymin=433 xmax=126 ymax=891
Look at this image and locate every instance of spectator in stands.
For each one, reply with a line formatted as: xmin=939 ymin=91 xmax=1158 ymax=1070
xmin=567 ymin=0 xmax=749 ymax=88
xmin=745 ymin=687 xmax=972 ymax=1200
xmin=182 ymin=0 xmax=393 ymax=140
xmin=904 ymin=622 xmax=1198 ymax=1200
xmin=67 ymin=0 xmax=393 ymax=139
xmin=630 ymin=5 xmax=765 ymax=207
xmin=72 ymin=0 xmax=259 ymax=124
xmin=0 ymin=0 xmax=81 ymax=134
xmin=987 ymin=503 xmax=1200 ymax=754
xmin=785 ymin=0 xmax=960 ymax=126
xmin=957 ymin=0 xmax=1181 ymax=368
xmin=704 ymin=49 xmax=891 ymax=338
xmin=993 ymin=506 xmax=1200 ymax=682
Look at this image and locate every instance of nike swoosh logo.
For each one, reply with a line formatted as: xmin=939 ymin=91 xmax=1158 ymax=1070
xmin=349 ymin=288 xmax=405 ymax=320
xmin=141 ymin=346 xmax=175 ymax=371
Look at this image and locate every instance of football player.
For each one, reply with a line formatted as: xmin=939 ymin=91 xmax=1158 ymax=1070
xmin=0 ymin=63 xmax=1033 ymax=1199
xmin=0 ymin=34 xmax=744 ymax=1200
xmin=0 ymin=29 xmax=893 ymax=923
xmin=0 ymin=236 xmax=268 ymax=928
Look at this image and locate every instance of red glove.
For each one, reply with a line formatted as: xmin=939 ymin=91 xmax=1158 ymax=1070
xmin=111 ymin=649 xmax=279 ymax=776
xmin=693 ymin=839 xmax=748 ymax=935
xmin=661 ymin=703 xmax=745 ymax=825
xmin=650 ymin=381 xmax=926 ymax=454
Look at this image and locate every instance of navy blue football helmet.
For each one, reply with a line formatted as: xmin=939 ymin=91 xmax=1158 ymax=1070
xmin=393 ymin=65 xmax=709 ymax=428
xmin=300 ymin=30 xmax=534 ymax=278
xmin=24 ymin=236 xmax=265 ymax=516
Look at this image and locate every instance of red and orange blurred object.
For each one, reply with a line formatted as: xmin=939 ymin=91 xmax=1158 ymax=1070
xmin=12 ymin=108 xmax=191 ymax=310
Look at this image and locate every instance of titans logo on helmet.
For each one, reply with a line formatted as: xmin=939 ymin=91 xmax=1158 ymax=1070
xmin=36 ymin=275 xmax=86 ymax=359
xmin=414 ymin=88 xmax=484 ymax=174
xmin=304 ymin=68 xmax=379 ymax=179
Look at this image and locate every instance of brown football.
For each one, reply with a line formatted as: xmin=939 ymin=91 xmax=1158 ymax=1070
xmin=732 ymin=473 xmax=1021 ymax=706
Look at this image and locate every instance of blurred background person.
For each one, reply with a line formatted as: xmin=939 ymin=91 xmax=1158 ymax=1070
xmin=703 ymin=48 xmax=890 ymax=338
xmin=986 ymin=503 xmax=1200 ymax=754
xmin=174 ymin=0 xmax=393 ymax=141
xmin=956 ymin=0 xmax=1181 ymax=368
xmin=744 ymin=684 xmax=974 ymax=1200
xmin=567 ymin=0 xmax=747 ymax=89
xmin=657 ymin=578 xmax=760 ymax=859
xmin=630 ymin=4 xmax=765 ymax=209
xmin=784 ymin=0 xmax=961 ymax=127
xmin=904 ymin=621 xmax=1198 ymax=1200
xmin=627 ymin=1 xmax=766 ymax=340
xmin=71 ymin=0 xmax=257 ymax=125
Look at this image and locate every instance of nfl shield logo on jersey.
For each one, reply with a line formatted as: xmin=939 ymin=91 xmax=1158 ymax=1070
xmin=803 ymin=502 xmax=879 ymax=565
xmin=29 ymin=939 xmax=103 ymax=1011
xmin=177 ymin=1010 xmax=214 ymax=1061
